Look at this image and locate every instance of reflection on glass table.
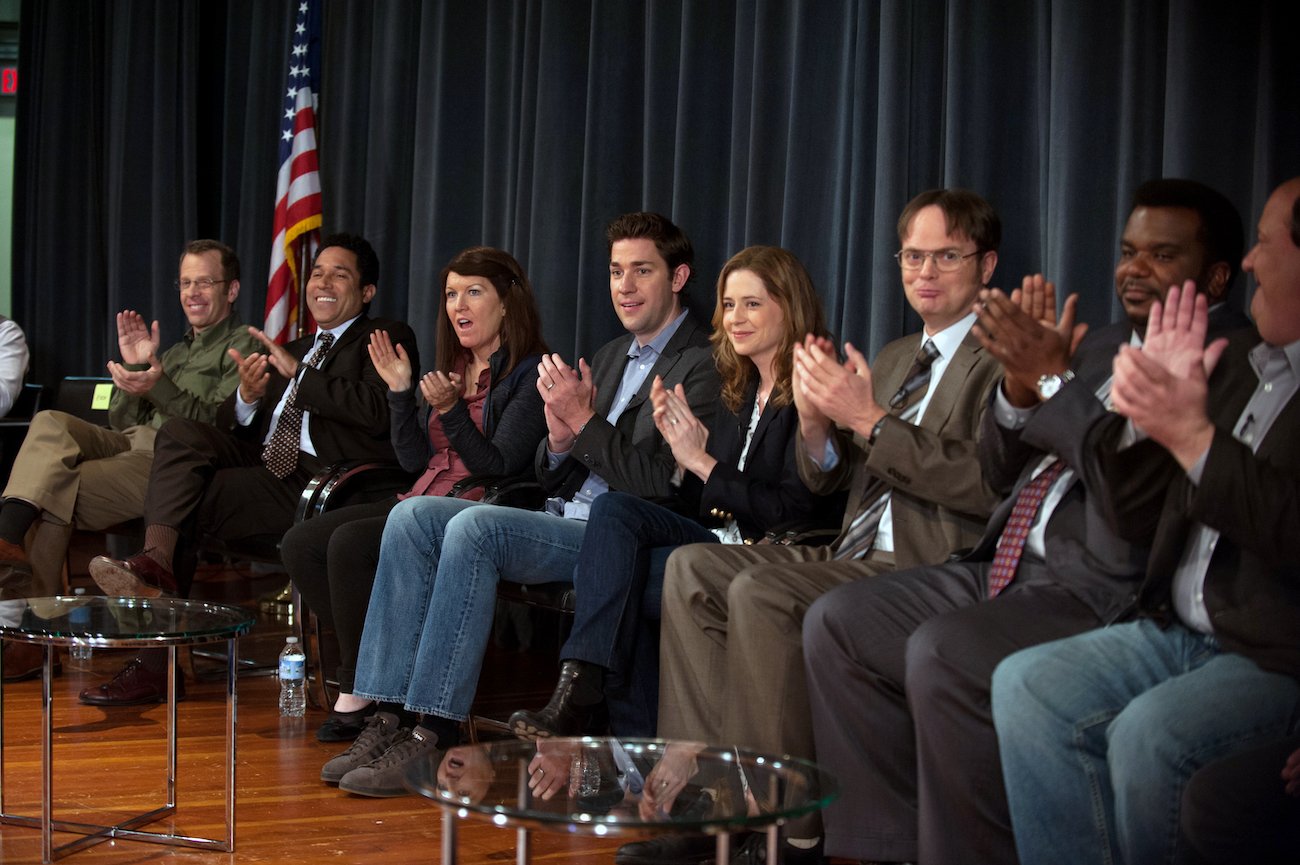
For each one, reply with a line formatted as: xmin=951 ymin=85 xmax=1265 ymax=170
xmin=406 ymin=737 xmax=838 ymax=865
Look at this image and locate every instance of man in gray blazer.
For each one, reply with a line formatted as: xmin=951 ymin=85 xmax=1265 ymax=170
xmin=802 ymin=179 xmax=1250 ymax=865
xmin=631 ymin=190 xmax=1004 ymax=865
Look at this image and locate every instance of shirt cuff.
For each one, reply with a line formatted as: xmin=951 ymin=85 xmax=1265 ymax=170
xmin=992 ymin=385 xmax=1035 ymax=429
xmin=1117 ymin=419 xmax=1148 ymax=450
xmin=234 ymin=391 xmax=258 ymax=426
xmin=814 ymin=437 xmax=841 ymax=472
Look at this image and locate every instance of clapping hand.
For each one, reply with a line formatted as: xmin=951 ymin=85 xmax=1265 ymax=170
xmin=420 ymin=371 xmax=465 ymax=413
xmin=1111 ymin=282 xmax=1227 ymax=469
xmin=116 ymin=310 xmax=161 ymax=365
xmin=368 ymin=329 xmax=414 ymax=392
xmin=972 ymin=274 xmax=1087 ymax=407
xmin=246 ymin=326 xmax=303 ymax=380
xmin=651 ymin=376 xmax=714 ymax=480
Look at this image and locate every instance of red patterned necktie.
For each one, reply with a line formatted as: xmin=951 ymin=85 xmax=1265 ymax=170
xmin=986 ymin=458 xmax=1067 ymax=597
xmin=262 ymin=332 xmax=335 ymax=479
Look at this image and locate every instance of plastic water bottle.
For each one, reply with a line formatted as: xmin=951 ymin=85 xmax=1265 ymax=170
xmin=69 ymin=587 xmax=93 ymax=663
xmin=278 ymin=635 xmax=306 ymax=717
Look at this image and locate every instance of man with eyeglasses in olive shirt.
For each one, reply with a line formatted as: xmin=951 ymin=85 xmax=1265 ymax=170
xmin=0 ymin=239 xmax=258 ymax=681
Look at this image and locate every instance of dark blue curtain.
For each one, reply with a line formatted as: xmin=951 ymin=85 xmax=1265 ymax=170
xmin=13 ymin=0 xmax=1300 ymax=386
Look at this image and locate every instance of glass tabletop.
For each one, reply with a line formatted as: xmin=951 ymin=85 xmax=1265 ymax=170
xmin=406 ymin=737 xmax=838 ymax=835
xmin=0 ymin=596 xmax=255 ymax=648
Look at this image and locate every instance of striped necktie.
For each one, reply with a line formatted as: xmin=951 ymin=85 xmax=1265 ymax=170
xmin=832 ymin=339 xmax=939 ymax=561
xmin=262 ymin=332 xmax=335 ymax=479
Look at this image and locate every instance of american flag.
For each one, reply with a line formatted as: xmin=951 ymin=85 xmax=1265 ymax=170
xmin=264 ymin=0 xmax=323 ymax=344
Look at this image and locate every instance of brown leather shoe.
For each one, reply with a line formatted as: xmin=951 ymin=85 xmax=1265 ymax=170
xmin=2 ymin=639 xmax=60 ymax=682
xmin=88 ymin=552 xmax=177 ymax=598
xmin=79 ymin=656 xmax=185 ymax=706
xmin=0 ymin=539 xmax=34 ymax=598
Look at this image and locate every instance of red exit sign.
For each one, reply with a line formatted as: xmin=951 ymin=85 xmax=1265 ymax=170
xmin=1 ymin=68 xmax=15 ymax=95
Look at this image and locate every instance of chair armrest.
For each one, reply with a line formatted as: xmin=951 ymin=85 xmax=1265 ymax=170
xmin=295 ymin=461 xmax=416 ymax=523
xmin=759 ymin=517 xmax=841 ymax=547
xmin=447 ymin=473 xmax=547 ymax=510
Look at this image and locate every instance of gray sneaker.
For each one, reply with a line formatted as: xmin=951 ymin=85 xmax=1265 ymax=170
xmin=338 ymin=725 xmax=446 ymax=798
xmin=321 ymin=711 xmax=405 ymax=784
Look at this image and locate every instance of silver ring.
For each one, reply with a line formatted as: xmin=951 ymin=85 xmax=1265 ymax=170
xmin=536 ymin=768 xmax=545 ymax=777
xmin=670 ymin=419 xmax=678 ymax=426
xmin=546 ymin=382 xmax=554 ymax=390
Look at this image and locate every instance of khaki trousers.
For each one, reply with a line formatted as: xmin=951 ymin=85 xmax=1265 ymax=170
xmin=657 ymin=542 xmax=893 ymax=760
xmin=3 ymin=410 xmax=156 ymax=594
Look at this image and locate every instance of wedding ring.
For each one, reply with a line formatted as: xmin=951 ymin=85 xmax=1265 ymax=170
xmin=670 ymin=419 xmax=678 ymax=425
xmin=546 ymin=382 xmax=554 ymax=390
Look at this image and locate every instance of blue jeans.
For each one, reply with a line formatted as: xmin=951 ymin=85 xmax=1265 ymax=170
xmin=352 ymin=496 xmax=589 ymax=721
xmin=991 ymin=619 xmax=1300 ymax=865
xmin=560 ymin=491 xmax=718 ymax=735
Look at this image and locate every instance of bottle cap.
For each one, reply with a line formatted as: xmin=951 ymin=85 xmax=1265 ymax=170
xmin=286 ymin=636 xmax=299 ymax=644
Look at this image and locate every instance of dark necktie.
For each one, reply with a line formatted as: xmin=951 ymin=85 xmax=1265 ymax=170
xmin=832 ymin=339 xmax=940 ymax=561
xmin=985 ymin=458 xmax=1067 ymax=597
xmin=263 ymin=332 xmax=335 ymax=479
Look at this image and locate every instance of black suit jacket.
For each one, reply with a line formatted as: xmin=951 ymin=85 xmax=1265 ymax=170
xmin=216 ymin=315 xmax=420 ymax=465
xmin=1098 ymin=325 xmax=1300 ymax=678
xmin=691 ymin=389 xmax=845 ymax=542
xmin=536 ymin=314 xmax=718 ymax=506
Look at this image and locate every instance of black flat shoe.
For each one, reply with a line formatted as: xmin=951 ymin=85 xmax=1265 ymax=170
xmin=316 ymin=702 xmax=377 ymax=742
xmin=615 ymin=834 xmax=715 ymax=865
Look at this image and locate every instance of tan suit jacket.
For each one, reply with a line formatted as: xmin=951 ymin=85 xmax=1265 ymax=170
xmin=797 ymin=329 xmax=1003 ymax=569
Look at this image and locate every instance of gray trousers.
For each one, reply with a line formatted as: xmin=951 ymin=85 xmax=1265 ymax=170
xmin=803 ymin=560 xmax=1104 ymax=864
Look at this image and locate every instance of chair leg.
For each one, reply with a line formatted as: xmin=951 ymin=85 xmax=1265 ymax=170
xmin=296 ymin=584 xmax=335 ymax=710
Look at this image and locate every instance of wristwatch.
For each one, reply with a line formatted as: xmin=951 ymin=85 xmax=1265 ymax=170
xmin=1036 ymin=369 xmax=1076 ymax=400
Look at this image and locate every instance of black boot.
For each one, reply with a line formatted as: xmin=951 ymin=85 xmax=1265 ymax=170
xmin=508 ymin=659 xmax=608 ymax=739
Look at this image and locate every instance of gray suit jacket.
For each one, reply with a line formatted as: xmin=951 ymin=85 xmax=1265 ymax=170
xmin=536 ymin=314 xmax=719 ymax=506
xmin=797 ymin=329 xmax=1003 ymax=571
xmin=972 ymin=320 xmax=1144 ymax=618
xmin=972 ymin=306 xmax=1254 ymax=617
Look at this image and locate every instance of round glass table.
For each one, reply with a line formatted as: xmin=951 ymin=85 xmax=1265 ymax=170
xmin=0 ymin=596 xmax=255 ymax=863
xmin=406 ymin=737 xmax=838 ymax=864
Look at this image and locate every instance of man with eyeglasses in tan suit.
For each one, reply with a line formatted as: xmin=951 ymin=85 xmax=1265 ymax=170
xmin=630 ymin=189 xmax=1004 ymax=865
xmin=0 ymin=240 xmax=258 ymax=682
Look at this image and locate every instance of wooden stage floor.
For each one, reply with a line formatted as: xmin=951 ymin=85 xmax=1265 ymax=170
xmin=0 ymin=557 xmax=625 ymax=864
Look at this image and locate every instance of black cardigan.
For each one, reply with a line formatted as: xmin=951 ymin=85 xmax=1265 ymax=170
xmin=386 ymin=347 xmax=546 ymax=479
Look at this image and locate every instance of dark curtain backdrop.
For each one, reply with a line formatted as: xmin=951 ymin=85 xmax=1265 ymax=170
xmin=13 ymin=0 xmax=1300 ymax=386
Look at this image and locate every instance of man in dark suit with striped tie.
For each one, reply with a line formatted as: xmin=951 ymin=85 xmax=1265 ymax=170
xmin=802 ymin=179 xmax=1251 ymax=865
xmin=82 ymin=233 xmax=417 ymax=706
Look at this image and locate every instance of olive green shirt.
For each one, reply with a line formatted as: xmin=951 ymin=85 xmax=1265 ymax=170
xmin=107 ymin=312 xmax=259 ymax=431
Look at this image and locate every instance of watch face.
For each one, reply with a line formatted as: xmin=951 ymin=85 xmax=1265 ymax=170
xmin=1037 ymin=370 xmax=1074 ymax=399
